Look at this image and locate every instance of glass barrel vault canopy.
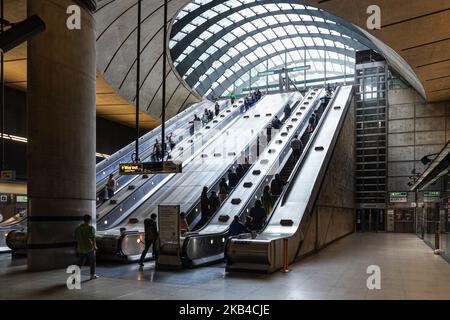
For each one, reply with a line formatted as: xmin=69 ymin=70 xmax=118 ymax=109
xmin=169 ymin=0 xmax=374 ymax=99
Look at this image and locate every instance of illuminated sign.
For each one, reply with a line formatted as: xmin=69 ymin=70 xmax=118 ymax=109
xmin=119 ymin=161 xmax=182 ymax=175
xmin=424 ymin=191 xmax=440 ymax=197
xmin=16 ymin=195 xmax=28 ymax=203
xmin=389 ymin=192 xmax=407 ymax=203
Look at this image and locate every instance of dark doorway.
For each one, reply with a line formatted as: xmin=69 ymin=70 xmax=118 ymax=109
xmin=357 ymin=209 xmax=385 ymax=232
xmin=394 ymin=209 xmax=415 ymax=233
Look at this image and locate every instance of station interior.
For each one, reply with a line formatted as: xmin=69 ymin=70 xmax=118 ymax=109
xmin=0 ymin=0 xmax=450 ymax=300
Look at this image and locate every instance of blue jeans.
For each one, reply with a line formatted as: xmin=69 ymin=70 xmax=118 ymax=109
xmin=78 ymin=251 xmax=96 ymax=276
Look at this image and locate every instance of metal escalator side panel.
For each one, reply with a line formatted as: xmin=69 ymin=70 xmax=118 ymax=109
xmin=182 ymin=90 xmax=325 ymax=267
xmin=226 ymin=86 xmax=354 ymax=273
xmin=97 ymin=100 xmax=245 ymax=230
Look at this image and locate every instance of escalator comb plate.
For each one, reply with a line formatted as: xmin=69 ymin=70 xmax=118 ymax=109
xmin=280 ymin=219 xmax=294 ymax=226
xmin=231 ymin=198 xmax=241 ymax=205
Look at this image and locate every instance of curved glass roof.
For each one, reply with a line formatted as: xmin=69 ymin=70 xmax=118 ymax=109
xmin=170 ymin=0 xmax=374 ymax=99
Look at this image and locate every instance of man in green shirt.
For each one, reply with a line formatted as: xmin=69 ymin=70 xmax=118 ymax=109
xmin=75 ymin=215 xmax=98 ymax=280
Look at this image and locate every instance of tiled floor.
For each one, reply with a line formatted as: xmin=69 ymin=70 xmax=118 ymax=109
xmin=1 ymin=233 xmax=449 ymax=300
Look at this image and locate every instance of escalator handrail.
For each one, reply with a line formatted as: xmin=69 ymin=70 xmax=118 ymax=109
xmin=183 ymin=93 xmax=300 ymax=236
xmin=281 ymin=86 xmax=342 ymax=206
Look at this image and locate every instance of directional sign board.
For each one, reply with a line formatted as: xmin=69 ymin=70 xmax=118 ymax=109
xmin=258 ymin=65 xmax=311 ymax=77
xmin=119 ymin=161 xmax=182 ymax=175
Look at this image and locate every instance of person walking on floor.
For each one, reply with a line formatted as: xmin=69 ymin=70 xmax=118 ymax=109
xmin=75 ymin=214 xmax=98 ymax=280
xmin=138 ymin=213 xmax=158 ymax=267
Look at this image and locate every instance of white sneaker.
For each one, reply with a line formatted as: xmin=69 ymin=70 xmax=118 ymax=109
xmin=90 ymin=275 xmax=99 ymax=280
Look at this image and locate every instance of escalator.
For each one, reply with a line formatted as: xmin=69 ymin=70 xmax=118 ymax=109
xmin=96 ymin=99 xmax=245 ymax=229
xmin=3 ymin=99 xmax=236 ymax=254
xmin=178 ymin=88 xmax=327 ymax=268
xmin=225 ymin=85 xmax=354 ymax=273
xmin=95 ymin=93 xmax=296 ymax=262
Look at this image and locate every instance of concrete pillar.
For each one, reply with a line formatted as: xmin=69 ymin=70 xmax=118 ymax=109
xmin=27 ymin=0 xmax=96 ymax=271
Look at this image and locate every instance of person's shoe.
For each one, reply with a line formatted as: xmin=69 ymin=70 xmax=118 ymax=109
xmin=90 ymin=275 xmax=99 ymax=280
xmin=138 ymin=261 xmax=144 ymax=267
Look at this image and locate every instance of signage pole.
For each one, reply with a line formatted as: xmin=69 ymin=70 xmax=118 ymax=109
xmin=161 ymin=0 xmax=168 ymax=166
xmin=0 ymin=0 xmax=4 ymax=170
xmin=135 ymin=0 xmax=141 ymax=162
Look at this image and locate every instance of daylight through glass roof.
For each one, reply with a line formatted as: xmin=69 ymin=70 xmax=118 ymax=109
xmin=170 ymin=0 xmax=372 ymax=99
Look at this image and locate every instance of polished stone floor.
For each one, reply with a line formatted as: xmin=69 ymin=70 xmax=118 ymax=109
xmin=0 ymin=233 xmax=449 ymax=300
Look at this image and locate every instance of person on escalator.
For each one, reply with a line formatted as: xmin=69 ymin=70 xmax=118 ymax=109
xmin=106 ymin=174 xmax=116 ymax=199
xmin=266 ymin=124 xmax=272 ymax=143
xmin=256 ymin=89 xmax=262 ymax=101
xmin=308 ymin=112 xmax=317 ymax=133
xmin=284 ymin=104 xmax=292 ymax=120
xmin=218 ymin=178 xmax=230 ymax=203
xmin=229 ymin=215 xmax=249 ymax=237
xmin=215 ymin=102 xmax=220 ymax=117
xmin=248 ymin=200 xmax=267 ymax=231
xmin=228 ymin=169 xmax=239 ymax=189
xmin=167 ymin=133 xmax=176 ymax=151
xmin=236 ymin=164 xmax=245 ymax=180
xmin=180 ymin=212 xmax=189 ymax=236
xmin=138 ymin=213 xmax=158 ymax=267
xmin=261 ymin=185 xmax=273 ymax=216
xmin=244 ymin=215 xmax=253 ymax=230
xmin=209 ymin=191 xmax=220 ymax=215
xmin=271 ymin=116 xmax=282 ymax=130
xmin=200 ymin=186 xmax=210 ymax=226
xmin=153 ymin=139 xmax=162 ymax=161
xmin=291 ymin=134 xmax=304 ymax=162
xmin=208 ymin=110 xmax=214 ymax=121
xmin=244 ymin=97 xmax=250 ymax=112
xmin=270 ymin=174 xmax=286 ymax=200
xmin=194 ymin=114 xmax=201 ymax=132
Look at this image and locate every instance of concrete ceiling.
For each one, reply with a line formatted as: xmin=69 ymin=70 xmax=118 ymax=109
xmin=5 ymin=0 xmax=450 ymax=130
xmin=4 ymin=0 xmax=159 ymax=130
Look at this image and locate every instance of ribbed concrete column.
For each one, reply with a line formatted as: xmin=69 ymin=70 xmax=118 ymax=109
xmin=27 ymin=0 xmax=96 ymax=271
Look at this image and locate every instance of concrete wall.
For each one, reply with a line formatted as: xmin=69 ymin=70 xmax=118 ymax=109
xmin=387 ymin=88 xmax=450 ymax=209
xmin=298 ymin=99 xmax=356 ymax=257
